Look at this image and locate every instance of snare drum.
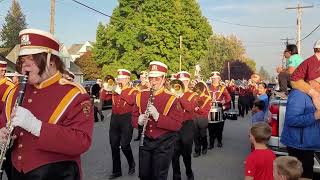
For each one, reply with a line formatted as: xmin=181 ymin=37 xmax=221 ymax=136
xmin=208 ymin=102 xmax=223 ymax=123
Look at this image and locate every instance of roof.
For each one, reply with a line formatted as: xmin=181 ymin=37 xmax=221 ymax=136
xmin=68 ymin=44 xmax=83 ymax=55
xmin=5 ymin=44 xmax=20 ymax=64
xmin=69 ymin=61 xmax=83 ymax=75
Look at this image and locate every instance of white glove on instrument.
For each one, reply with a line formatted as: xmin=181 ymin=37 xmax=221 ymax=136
xmin=11 ymin=106 xmax=42 ymax=137
xmin=138 ymin=114 xmax=146 ymax=126
xmin=114 ymin=85 xmax=122 ymax=95
xmin=149 ymin=105 xmax=160 ymax=121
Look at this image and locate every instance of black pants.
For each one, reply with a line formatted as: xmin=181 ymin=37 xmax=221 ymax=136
xmin=12 ymin=161 xmax=79 ymax=180
xmin=278 ymin=71 xmax=290 ymax=94
xmin=0 ymin=148 xmax=12 ymax=180
xmin=193 ymin=118 xmax=208 ymax=154
xmin=139 ymin=133 xmax=177 ymax=180
xmin=287 ymin=147 xmax=314 ymax=179
xmin=230 ymin=93 xmax=235 ymax=109
xmin=238 ymin=96 xmax=249 ymax=117
xmin=172 ymin=120 xmax=194 ymax=180
xmin=208 ymin=121 xmax=225 ymax=145
xmin=109 ymin=113 xmax=134 ymax=174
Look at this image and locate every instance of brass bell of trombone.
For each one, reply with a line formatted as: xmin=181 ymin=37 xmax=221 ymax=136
xmin=103 ymin=75 xmax=116 ymax=92
xmin=169 ymin=79 xmax=185 ymax=97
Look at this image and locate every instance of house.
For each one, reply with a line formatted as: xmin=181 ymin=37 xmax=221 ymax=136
xmin=68 ymin=41 xmax=94 ymax=61
xmin=5 ymin=44 xmax=84 ymax=83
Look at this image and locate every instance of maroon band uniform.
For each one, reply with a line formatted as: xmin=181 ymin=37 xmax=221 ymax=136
xmin=0 ymin=78 xmax=14 ymax=114
xmin=0 ymin=72 xmax=94 ymax=179
xmin=208 ymin=84 xmax=231 ymax=148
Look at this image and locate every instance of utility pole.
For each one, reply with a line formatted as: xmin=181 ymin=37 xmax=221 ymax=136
xmin=179 ymin=35 xmax=182 ymax=71
xmin=286 ymin=2 xmax=313 ymax=54
xmin=280 ymin=37 xmax=294 ymax=45
xmin=50 ymin=0 xmax=56 ymax=34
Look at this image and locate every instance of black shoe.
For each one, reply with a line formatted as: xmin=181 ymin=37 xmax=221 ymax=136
xmin=187 ymin=173 xmax=194 ymax=180
xmin=108 ymin=173 xmax=122 ymax=179
xmin=193 ymin=152 xmax=200 ymax=158
xmin=133 ymin=136 xmax=140 ymax=141
xmin=202 ymin=148 xmax=207 ymax=155
xmin=217 ymin=143 xmax=223 ymax=148
xmin=208 ymin=144 xmax=214 ymax=150
xmin=128 ymin=162 xmax=135 ymax=175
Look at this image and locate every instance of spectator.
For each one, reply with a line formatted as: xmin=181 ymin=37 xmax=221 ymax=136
xmin=291 ymin=40 xmax=320 ymax=110
xmin=273 ymin=156 xmax=303 ymax=180
xmin=277 ymin=44 xmax=303 ymax=94
xmin=251 ymin=100 xmax=265 ymax=124
xmin=281 ymin=79 xmax=320 ymax=179
xmin=245 ymin=122 xmax=276 ymax=180
xmin=91 ymin=79 xmax=104 ymax=122
xmin=257 ymin=82 xmax=269 ymax=116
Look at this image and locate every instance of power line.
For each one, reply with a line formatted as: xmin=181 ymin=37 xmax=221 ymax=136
xmin=70 ymin=0 xmax=112 ymax=18
xmin=207 ymin=17 xmax=293 ymax=29
xmin=299 ymin=23 xmax=320 ymax=42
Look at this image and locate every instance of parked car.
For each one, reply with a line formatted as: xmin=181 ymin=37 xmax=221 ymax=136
xmin=267 ymin=92 xmax=320 ymax=174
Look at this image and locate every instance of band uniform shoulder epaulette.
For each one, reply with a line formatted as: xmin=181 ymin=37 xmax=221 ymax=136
xmin=59 ymin=78 xmax=87 ymax=94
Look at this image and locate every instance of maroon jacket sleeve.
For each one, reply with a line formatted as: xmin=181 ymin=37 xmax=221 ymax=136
xmin=36 ymin=94 xmax=94 ymax=156
xmin=132 ymin=101 xmax=140 ymax=129
xmin=156 ymin=99 xmax=183 ymax=131
xmin=179 ymin=94 xmax=196 ymax=113
xmin=223 ymin=88 xmax=231 ymax=110
xmin=290 ymin=58 xmax=308 ymax=81
xmin=100 ymin=90 xmax=112 ymax=101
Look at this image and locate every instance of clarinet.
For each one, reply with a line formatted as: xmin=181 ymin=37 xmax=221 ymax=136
xmin=139 ymin=86 xmax=154 ymax=147
xmin=0 ymin=72 xmax=29 ymax=172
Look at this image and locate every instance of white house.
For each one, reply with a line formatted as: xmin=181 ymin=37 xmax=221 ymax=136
xmin=68 ymin=41 xmax=94 ymax=62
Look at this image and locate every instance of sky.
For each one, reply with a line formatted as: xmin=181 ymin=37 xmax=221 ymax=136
xmin=0 ymin=0 xmax=319 ymax=76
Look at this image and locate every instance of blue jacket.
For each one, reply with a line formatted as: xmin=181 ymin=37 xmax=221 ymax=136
xmin=281 ymin=89 xmax=320 ymax=150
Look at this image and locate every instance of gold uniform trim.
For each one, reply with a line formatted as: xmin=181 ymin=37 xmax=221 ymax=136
xmin=163 ymin=95 xmax=176 ymax=116
xmin=136 ymin=92 xmax=142 ymax=114
xmin=187 ymin=92 xmax=196 ymax=102
xmin=59 ymin=78 xmax=86 ymax=94
xmin=5 ymin=87 xmax=18 ymax=122
xmin=36 ymin=72 xmax=61 ymax=89
xmin=48 ymin=87 xmax=80 ymax=124
xmin=217 ymin=86 xmax=225 ymax=100
xmin=2 ymin=81 xmax=14 ymax=102
xmin=201 ymin=96 xmax=211 ymax=109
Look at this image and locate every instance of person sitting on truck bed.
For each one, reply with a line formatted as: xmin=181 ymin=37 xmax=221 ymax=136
xmin=290 ymin=39 xmax=320 ymax=110
xmin=281 ymin=79 xmax=320 ymax=179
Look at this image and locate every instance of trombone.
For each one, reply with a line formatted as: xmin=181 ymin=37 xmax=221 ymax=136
xmin=169 ymin=79 xmax=185 ymax=97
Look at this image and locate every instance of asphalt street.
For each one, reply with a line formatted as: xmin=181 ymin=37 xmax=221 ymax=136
xmin=82 ymin=109 xmax=252 ymax=180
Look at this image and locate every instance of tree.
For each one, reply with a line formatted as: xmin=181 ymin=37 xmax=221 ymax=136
xmin=199 ymin=34 xmax=255 ymax=79
xmin=93 ymin=0 xmax=212 ymax=78
xmin=74 ymin=51 xmax=102 ymax=80
xmin=221 ymin=60 xmax=253 ymax=80
xmin=0 ymin=0 xmax=27 ymax=48
xmin=258 ymin=66 xmax=270 ymax=81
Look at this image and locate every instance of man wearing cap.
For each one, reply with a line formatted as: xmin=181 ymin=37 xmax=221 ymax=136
xmin=132 ymin=61 xmax=182 ymax=180
xmin=291 ymin=40 xmax=320 ymax=110
xmin=0 ymin=29 xmax=94 ymax=180
xmin=208 ymin=71 xmax=231 ymax=149
xmin=171 ymin=71 xmax=196 ymax=180
xmin=108 ymin=69 xmax=137 ymax=179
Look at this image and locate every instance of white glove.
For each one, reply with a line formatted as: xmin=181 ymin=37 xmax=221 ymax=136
xmin=11 ymin=106 xmax=42 ymax=137
xmin=114 ymin=85 xmax=122 ymax=95
xmin=138 ymin=114 xmax=146 ymax=126
xmin=149 ymin=105 xmax=160 ymax=121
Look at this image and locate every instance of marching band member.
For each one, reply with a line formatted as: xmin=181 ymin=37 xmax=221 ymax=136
xmin=0 ymin=28 xmax=94 ymax=180
xmin=171 ymin=71 xmax=196 ymax=180
xmin=108 ymin=69 xmax=137 ymax=179
xmin=193 ymin=81 xmax=211 ymax=158
xmin=134 ymin=71 xmax=149 ymax=141
xmin=132 ymin=61 xmax=182 ymax=180
xmin=208 ymin=71 xmax=231 ymax=149
xmin=226 ymin=79 xmax=236 ymax=109
xmin=0 ymin=61 xmax=14 ymax=180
